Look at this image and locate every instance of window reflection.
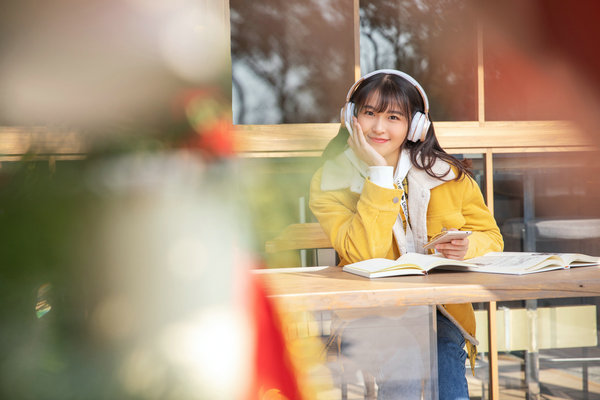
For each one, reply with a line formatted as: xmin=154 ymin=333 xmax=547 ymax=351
xmin=230 ymin=0 xmax=355 ymax=124
xmin=483 ymin=25 xmax=576 ymax=121
xmin=490 ymin=154 xmax=600 ymax=400
xmin=359 ymin=0 xmax=477 ymax=121
xmin=449 ymin=153 xmax=485 ymax=193
xmin=493 ymin=152 xmax=600 ymax=254
xmin=231 ymin=0 xmax=478 ymax=125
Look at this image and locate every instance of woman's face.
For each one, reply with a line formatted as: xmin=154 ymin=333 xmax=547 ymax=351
xmin=356 ymin=92 xmax=409 ymax=167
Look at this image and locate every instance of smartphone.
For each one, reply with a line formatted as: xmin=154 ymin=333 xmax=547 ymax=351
xmin=423 ymin=230 xmax=472 ymax=250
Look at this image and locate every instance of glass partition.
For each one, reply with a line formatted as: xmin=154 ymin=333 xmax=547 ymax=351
xmin=231 ymin=0 xmax=479 ymax=124
xmin=449 ymin=152 xmax=485 ymax=191
xmin=230 ymin=0 xmax=355 ymax=124
xmin=482 ymin=25 xmax=577 ymax=122
xmin=492 ymin=152 xmax=600 ymax=254
xmin=467 ymin=151 xmax=600 ymax=399
xmin=359 ymin=0 xmax=478 ymax=121
xmin=269 ymin=304 xmax=439 ymax=399
xmin=471 ymin=297 xmax=600 ymax=399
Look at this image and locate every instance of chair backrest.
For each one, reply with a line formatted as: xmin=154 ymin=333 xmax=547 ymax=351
xmin=265 ymin=223 xmax=331 ymax=253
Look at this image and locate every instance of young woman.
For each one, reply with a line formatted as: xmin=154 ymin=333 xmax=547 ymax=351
xmin=309 ymin=70 xmax=503 ymax=399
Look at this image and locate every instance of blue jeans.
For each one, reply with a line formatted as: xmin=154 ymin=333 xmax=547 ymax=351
xmin=437 ymin=312 xmax=470 ymax=400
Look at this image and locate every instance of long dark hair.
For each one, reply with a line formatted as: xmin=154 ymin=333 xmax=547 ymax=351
xmin=322 ymin=73 xmax=471 ymax=181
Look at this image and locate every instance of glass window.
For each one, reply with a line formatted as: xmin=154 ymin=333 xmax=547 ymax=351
xmin=448 ymin=152 xmax=486 ymax=194
xmin=471 ymin=297 xmax=600 ymax=400
xmin=493 ymin=152 xmax=600 ymax=253
xmin=488 ymin=150 xmax=600 ymax=398
xmin=359 ymin=0 xmax=478 ymax=121
xmin=230 ymin=0 xmax=355 ymax=124
xmin=483 ymin=27 xmax=575 ymax=121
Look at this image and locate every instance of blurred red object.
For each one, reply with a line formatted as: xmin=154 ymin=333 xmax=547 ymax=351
xmin=477 ymin=0 xmax=600 ymax=141
xmin=246 ymin=273 xmax=303 ymax=400
xmin=184 ymin=119 xmax=235 ymax=159
xmin=175 ymin=88 xmax=236 ymax=158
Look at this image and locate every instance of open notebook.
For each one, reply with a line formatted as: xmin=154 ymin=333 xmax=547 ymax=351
xmin=342 ymin=252 xmax=600 ymax=278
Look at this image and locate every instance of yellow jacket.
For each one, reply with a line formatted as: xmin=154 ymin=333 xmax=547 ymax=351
xmin=309 ymin=152 xmax=503 ymax=368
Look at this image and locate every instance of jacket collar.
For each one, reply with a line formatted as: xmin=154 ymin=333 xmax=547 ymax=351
xmin=407 ymin=155 xmax=456 ymax=190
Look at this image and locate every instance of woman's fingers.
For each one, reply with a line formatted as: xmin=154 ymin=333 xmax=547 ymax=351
xmin=348 ymin=118 xmax=361 ymax=147
xmin=442 ymin=252 xmax=464 ymax=260
xmin=437 ymin=248 xmax=466 ymax=260
xmin=435 ymin=238 xmax=469 ymax=260
xmin=435 ymin=238 xmax=469 ymax=249
xmin=349 ymin=117 xmax=387 ymax=166
xmin=354 ymin=118 xmax=367 ymax=144
xmin=347 ymin=128 xmax=359 ymax=151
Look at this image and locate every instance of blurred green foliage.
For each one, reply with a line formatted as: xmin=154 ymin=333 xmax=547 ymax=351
xmin=237 ymin=156 xmax=322 ymax=267
xmin=0 ymin=155 xmax=244 ymax=399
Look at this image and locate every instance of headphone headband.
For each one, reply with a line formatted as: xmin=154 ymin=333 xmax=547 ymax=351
xmin=344 ymin=69 xmax=429 ymax=115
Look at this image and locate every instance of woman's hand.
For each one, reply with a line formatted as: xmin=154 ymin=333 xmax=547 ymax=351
xmin=347 ymin=117 xmax=387 ymax=167
xmin=435 ymin=229 xmax=469 ymax=260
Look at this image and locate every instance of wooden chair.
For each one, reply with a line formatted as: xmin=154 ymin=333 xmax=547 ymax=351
xmin=265 ymin=222 xmax=331 ymax=253
xmin=265 ymin=222 xmax=335 ymax=267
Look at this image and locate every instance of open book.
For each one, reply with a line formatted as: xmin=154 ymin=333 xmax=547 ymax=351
xmin=342 ymin=252 xmax=600 ymax=278
xmin=342 ymin=253 xmax=474 ymax=278
xmin=458 ymin=252 xmax=600 ymax=275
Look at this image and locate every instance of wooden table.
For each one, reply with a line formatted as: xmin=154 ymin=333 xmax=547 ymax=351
xmin=255 ymin=266 xmax=600 ymax=399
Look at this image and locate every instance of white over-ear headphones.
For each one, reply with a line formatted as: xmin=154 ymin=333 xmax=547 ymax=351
xmin=340 ymin=69 xmax=431 ymax=142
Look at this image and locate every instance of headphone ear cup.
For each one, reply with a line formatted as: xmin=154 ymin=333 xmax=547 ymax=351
xmin=420 ymin=117 xmax=431 ymax=141
xmin=343 ymin=102 xmax=355 ymax=135
xmin=408 ymin=112 xmax=423 ymax=142
xmin=408 ymin=112 xmax=430 ymax=142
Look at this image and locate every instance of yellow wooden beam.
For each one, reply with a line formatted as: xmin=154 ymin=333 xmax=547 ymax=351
xmin=485 ymin=149 xmax=494 ymax=213
xmin=488 ymin=301 xmax=500 ymax=400
xmin=233 ymin=121 xmax=594 ymax=155
xmin=1 ymin=121 xmax=596 ymax=159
